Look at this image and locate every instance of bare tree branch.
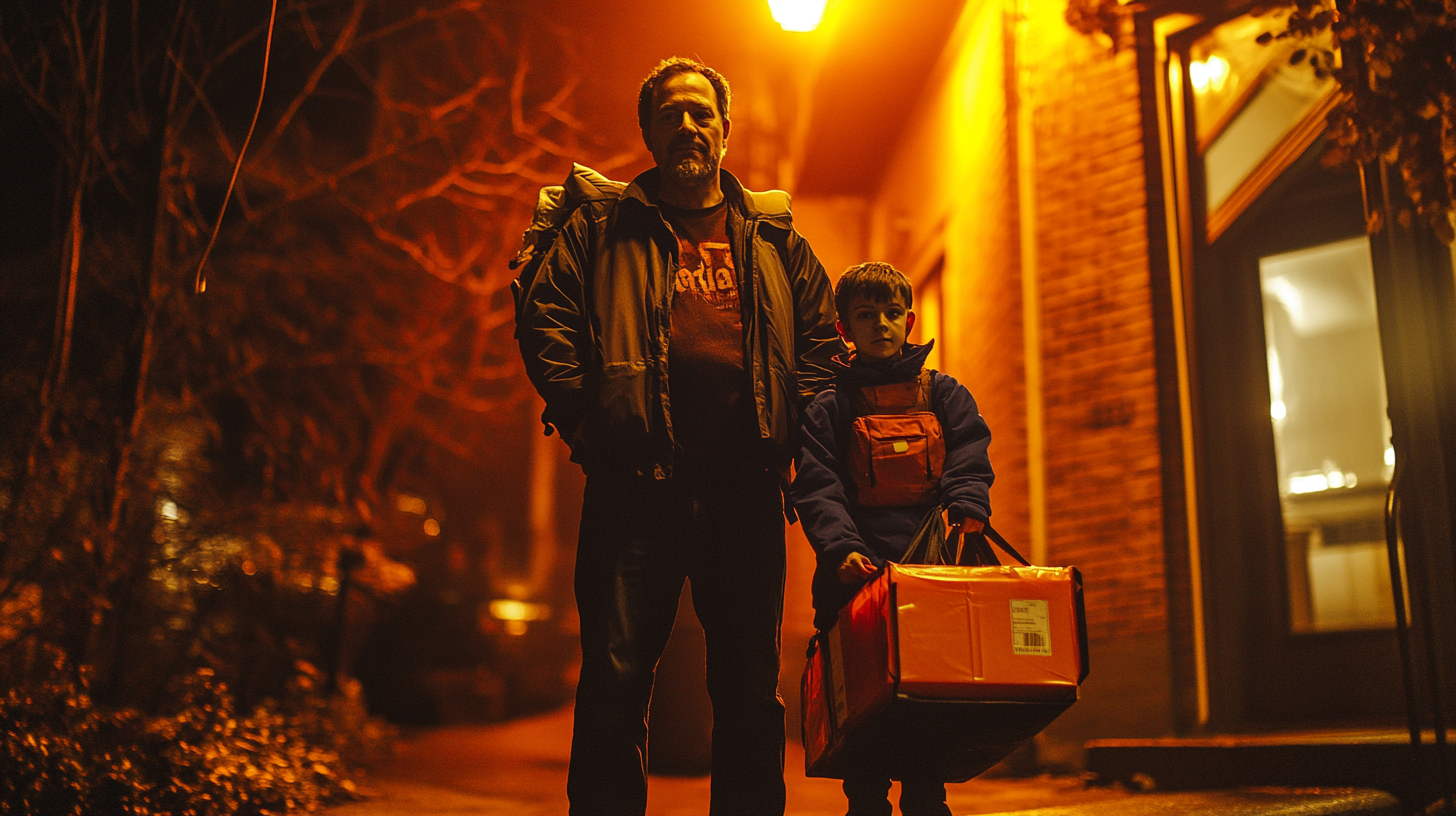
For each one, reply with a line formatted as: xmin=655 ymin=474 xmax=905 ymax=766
xmin=253 ymin=0 xmax=362 ymax=161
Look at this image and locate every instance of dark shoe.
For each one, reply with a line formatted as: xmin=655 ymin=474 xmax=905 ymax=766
xmin=843 ymin=775 xmax=893 ymax=816
xmin=899 ymin=778 xmax=952 ymax=816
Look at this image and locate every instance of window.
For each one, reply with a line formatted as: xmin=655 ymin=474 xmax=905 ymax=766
xmin=1188 ymin=11 xmax=1339 ymax=239
xmin=1259 ymin=237 xmax=1396 ymax=631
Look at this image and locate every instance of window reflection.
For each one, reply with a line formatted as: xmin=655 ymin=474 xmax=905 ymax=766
xmin=1260 ymin=237 xmax=1395 ymax=632
xmin=1190 ymin=12 xmax=1337 ymax=217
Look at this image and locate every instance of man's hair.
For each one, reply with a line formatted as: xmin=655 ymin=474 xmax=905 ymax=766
xmin=637 ymin=57 xmax=732 ymax=135
xmin=835 ymin=262 xmax=914 ymax=318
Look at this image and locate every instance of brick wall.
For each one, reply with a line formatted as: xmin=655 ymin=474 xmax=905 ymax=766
xmin=940 ymin=0 xmax=1029 ymax=564
xmin=867 ymin=0 xmax=1032 ymax=560
xmin=1024 ymin=8 xmax=1167 ymax=644
xmin=796 ymin=0 xmax=1180 ymax=754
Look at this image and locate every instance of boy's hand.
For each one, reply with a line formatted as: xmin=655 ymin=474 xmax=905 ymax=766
xmin=838 ymin=552 xmax=878 ymax=584
xmin=951 ymin=517 xmax=985 ymax=534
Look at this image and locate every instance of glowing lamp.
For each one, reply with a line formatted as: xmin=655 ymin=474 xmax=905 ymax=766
xmin=1189 ymin=54 xmax=1229 ymax=94
xmin=488 ymin=599 xmax=551 ymax=622
xmin=486 ymin=599 xmax=552 ymax=637
xmin=768 ymin=0 xmax=827 ymax=32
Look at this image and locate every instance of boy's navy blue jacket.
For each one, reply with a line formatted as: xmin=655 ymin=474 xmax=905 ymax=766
xmin=790 ymin=341 xmax=994 ymax=630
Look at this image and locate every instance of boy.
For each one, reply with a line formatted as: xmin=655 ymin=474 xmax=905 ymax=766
xmin=791 ymin=262 xmax=994 ymax=816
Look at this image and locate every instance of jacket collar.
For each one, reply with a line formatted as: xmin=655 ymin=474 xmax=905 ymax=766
xmin=622 ymin=167 xmax=792 ymax=227
xmin=833 ymin=340 xmax=935 ymax=387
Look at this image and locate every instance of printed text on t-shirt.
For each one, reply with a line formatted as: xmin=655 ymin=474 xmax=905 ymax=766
xmin=675 ymin=241 xmax=736 ymax=310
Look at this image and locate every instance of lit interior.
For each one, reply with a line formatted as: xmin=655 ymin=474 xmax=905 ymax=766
xmin=1260 ymin=237 xmax=1396 ymax=632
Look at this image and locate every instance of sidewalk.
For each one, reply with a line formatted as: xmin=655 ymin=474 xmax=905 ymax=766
xmin=329 ymin=704 xmax=1134 ymax=816
xmin=329 ymin=704 xmax=1406 ymax=816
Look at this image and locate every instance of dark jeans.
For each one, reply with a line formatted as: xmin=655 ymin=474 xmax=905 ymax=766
xmin=567 ymin=467 xmax=787 ymax=816
xmin=843 ymin=776 xmax=951 ymax=816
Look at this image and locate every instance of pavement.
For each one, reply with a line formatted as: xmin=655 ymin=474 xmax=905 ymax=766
xmin=326 ymin=705 xmax=1404 ymax=816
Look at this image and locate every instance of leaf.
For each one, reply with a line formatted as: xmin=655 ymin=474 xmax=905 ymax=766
xmin=1366 ymin=208 xmax=1385 ymax=234
xmin=1434 ymin=217 xmax=1454 ymax=245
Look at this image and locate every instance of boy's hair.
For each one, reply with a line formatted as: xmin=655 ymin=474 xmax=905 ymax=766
xmin=835 ymin=261 xmax=914 ymax=318
xmin=637 ymin=57 xmax=732 ymax=136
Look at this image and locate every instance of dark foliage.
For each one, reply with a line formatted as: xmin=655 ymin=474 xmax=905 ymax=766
xmin=2 ymin=655 xmax=388 ymax=814
xmin=1 ymin=0 xmax=626 ymax=809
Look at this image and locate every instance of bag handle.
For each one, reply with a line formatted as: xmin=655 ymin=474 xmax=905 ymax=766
xmin=948 ymin=520 xmax=1032 ymax=567
xmin=901 ymin=507 xmax=1034 ymax=567
xmin=899 ymin=506 xmax=948 ymax=565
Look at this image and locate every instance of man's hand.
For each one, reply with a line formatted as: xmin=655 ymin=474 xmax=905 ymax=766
xmin=838 ymin=552 xmax=878 ymax=585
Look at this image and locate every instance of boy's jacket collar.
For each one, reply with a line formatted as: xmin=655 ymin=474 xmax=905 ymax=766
xmin=832 ymin=340 xmax=935 ymax=386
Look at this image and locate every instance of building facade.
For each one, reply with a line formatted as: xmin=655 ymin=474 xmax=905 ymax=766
xmin=788 ymin=0 xmax=1456 ymax=768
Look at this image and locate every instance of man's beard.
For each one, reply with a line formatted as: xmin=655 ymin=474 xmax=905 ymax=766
xmin=666 ymin=149 xmax=720 ymax=187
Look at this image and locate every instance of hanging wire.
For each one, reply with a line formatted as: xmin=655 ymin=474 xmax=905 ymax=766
xmin=193 ymin=0 xmax=278 ymax=294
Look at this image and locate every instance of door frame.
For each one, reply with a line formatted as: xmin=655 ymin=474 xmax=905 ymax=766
xmin=1134 ymin=0 xmax=1456 ymax=734
xmin=1195 ymin=141 xmax=1402 ymax=727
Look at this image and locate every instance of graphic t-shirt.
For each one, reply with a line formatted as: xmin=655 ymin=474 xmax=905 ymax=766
xmin=661 ymin=200 xmax=754 ymax=464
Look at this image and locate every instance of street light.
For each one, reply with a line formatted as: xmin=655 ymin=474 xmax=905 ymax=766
xmin=768 ymin=0 xmax=827 ymax=32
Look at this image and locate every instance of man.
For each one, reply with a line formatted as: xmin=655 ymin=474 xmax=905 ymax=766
xmin=518 ymin=57 xmax=839 ymax=815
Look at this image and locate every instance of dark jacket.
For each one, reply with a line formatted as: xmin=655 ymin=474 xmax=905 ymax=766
xmin=790 ymin=341 xmax=994 ymax=628
xmin=519 ymin=167 xmax=840 ymax=478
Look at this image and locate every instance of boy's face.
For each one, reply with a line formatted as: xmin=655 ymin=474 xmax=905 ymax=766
xmin=838 ymin=294 xmax=915 ymax=361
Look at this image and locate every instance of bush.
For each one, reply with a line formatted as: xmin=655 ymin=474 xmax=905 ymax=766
xmin=1 ymin=657 xmax=389 ymax=815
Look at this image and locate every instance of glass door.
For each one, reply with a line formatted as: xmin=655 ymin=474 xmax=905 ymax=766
xmin=1195 ymin=143 xmax=1403 ymax=727
xmin=1170 ymin=7 xmax=1404 ymax=728
xmin=1260 ymin=238 xmax=1397 ymax=634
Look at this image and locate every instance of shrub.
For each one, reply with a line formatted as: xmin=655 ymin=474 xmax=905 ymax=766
xmin=0 ymin=657 xmax=388 ymax=815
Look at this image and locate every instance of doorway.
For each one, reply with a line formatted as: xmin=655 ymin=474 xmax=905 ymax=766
xmin=1195 ymin=140 xmax=1402 ymax=727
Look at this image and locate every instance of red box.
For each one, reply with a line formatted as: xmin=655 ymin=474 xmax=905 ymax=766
xmin=802 ymin=563 xmax=1088 ymax=781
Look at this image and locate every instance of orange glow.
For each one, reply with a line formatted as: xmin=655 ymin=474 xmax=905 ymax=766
xmin=488 ymin=598 xmax=551 ymax=622
xmin=768 ymin=0 xmax=827 ymax=32
xmin=487 ymin=599 xmax=551 ymax=637
xmin=1189 ymin=54 xmax=1230 ymax=94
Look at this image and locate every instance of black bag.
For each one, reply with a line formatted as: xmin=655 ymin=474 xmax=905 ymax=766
xmin=900 ymin=507 xmax=1027 ymax=568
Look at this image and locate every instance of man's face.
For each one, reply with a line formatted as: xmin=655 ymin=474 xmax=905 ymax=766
xmin=839 ymin=294 xmax=915 ymax=362
xmin=645 ymin=71 xmax=729 ymax=189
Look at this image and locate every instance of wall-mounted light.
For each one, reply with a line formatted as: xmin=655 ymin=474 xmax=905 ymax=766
xmin=486 ymin=598 xmax=552 ymax=636
xmin=768 ymin=0 xmax=827 ymax=32
xmin=1189 ymin=54 xmax=1230 ymax=95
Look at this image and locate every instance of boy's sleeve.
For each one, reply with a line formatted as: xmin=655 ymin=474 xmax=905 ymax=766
xmin=934 ymin=372 xmax=995 ymax=524
xmin=790 ymin=391 xmax=873 ymax=566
